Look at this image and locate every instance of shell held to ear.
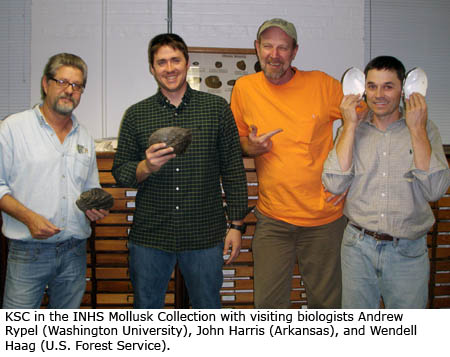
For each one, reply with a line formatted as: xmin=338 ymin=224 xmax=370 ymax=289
xmin=404 ymin=67 xmax=428 ymax=99
xmin=342 ymin=67 xmax=365 ymax=97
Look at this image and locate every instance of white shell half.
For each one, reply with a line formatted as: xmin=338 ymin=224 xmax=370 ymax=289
xmin=342 ymin=67 xmax=365 ymax=97
xmin=404 ymin=67 xmax=428 ymax=99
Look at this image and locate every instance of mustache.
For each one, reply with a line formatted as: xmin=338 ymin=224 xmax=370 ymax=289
xmin=57 ymin=94 xmax=76 ymax=104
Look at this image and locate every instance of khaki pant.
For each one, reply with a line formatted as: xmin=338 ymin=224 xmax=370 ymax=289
xmin=252 ymin=210 xmax=346 ymax=308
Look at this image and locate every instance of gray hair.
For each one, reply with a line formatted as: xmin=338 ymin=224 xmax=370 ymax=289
xmin=40 ymin=53 xmax=88 ymax=100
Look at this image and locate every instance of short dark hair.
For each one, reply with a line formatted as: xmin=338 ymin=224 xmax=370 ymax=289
xmin=148 ymin=33 xmax=189 ymax=67
xmin=41 ymin=53 xmax=88 ymax=100
xmin=364 ymin=56 xmax=406 ymax=82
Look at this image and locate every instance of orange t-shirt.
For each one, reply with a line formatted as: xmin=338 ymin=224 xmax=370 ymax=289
xmin=230 ymin=69 xmax=344 ymax=226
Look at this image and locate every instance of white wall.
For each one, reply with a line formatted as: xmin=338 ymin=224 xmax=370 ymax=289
xmin=30 ymin=0 xmax=364 ymax=139
xmin=0 ymin=0 xmax=31 ymax=119
xmin=367 ymin=0 xmax=450 ymax=145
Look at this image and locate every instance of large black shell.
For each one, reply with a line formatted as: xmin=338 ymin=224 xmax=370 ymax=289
xmin=76 ymin=188 xmax=114 ymax=212
xmin=148 ymin=127 xmax=192 ymax=155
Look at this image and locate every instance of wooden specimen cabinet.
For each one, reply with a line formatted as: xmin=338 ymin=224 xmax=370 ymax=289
xmin=1 ymin=151 xmax=450 ymax=308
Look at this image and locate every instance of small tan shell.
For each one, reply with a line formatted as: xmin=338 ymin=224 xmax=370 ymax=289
xmin=205 ymin=75 xmax=222 ymax=89
xmin=236 ymin=60 xmax=246 ymax=71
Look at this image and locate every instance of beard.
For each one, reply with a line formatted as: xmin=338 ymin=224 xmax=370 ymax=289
xmin=52 ymin=94 xmax=79 ymax=115
xmin=260 ymin=59 xmax=289 ymax=81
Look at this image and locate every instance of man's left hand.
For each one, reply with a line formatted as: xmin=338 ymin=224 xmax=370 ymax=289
xmin=223 ymin=229 xmax=242 ymax=264
xmin=85 ymin=208 xmax=109 ymax=222
xmin=325 ymin=187 xmax=348 ymax=206
xmin=405 ymin=92 xmax=428 ymax=131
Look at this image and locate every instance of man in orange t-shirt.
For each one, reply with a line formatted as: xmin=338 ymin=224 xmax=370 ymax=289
xmin=230 ymin=18 xmax=346 ymax=308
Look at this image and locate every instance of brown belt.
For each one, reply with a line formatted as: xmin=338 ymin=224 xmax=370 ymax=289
xmin=350 ymin=224 xmax=394 ymax=241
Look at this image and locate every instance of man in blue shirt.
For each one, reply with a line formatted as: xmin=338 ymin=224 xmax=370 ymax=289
xmin=0 ymin=53 xmax=108 ymax=308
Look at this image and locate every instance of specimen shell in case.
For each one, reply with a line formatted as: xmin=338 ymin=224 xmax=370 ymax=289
xmin=205 ymin=75 xmax=222 ymax=89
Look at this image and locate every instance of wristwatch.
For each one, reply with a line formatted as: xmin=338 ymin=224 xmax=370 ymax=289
xmin=228 ymin=223 xmax=247 ymax=234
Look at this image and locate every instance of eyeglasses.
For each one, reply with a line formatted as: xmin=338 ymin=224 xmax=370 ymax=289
xmin=49 ymin=77 xmax=85 ymax=93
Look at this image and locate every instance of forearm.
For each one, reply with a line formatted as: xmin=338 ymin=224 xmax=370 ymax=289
xmin=335 ymin=123 xmax=357 ymax=171
xmin=409 ymin=127 xmax=431 ymax=171
xmin=240 ymin=137 xmax=258 ymax=157
xmin=322 ymin=147 xmax=355 ymax=195
xmin=0 ymin=194 xmax=36 ymax=227
xmin=136 ymin=159 xmax=153 ymax=183
xmin=231 ymin=219 xmax=244 ymax=225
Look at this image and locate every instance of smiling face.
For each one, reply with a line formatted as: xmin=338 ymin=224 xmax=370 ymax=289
xmin=365 ymin=68 xmax=402 ymax=123
xmin=255 ymin=26 xmax=298 ymax=85
xmin=150 ymin=45 xmax=189 ymax=98
xmin=42 ymin=66 xmax=83 ymax=116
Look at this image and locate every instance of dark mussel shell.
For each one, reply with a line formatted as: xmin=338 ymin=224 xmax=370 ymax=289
xmin=148 ymin=127 xmax=192 ymax=155
xmin=76 ymin=188 xmax=114 ymax=212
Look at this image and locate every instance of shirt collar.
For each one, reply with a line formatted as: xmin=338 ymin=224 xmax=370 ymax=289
xmin=33 ymin=103 xmax=79 ymax=131
xmin=363 ymin=108 xmax=405 ymax=131
xmin=156 ymin=83 xmax=193 ymax=110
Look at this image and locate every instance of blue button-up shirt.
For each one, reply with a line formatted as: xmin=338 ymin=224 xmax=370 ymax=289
xmin=0 ymin=105 xmax=100 ymax=241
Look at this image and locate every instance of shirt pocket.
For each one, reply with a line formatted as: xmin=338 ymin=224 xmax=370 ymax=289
xmin=67 ymin=151 xmax=91 ymax=188
xmin=293 ymin=112 xmax=321 ymax=145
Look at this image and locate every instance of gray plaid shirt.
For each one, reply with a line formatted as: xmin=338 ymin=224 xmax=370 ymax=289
xmin=322 ymin=112 xmax=450 ymax=239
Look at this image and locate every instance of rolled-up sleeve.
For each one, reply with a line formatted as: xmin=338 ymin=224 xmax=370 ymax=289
xmin=406 ymin=121 xmax=450 ymax=202
xmin=322 ymin=145 xmax=355 ymax=195
xmin=82 ymin=136 xmax=102 ymax=192
xmin=0 ymin=121 xmax=13 ymax=200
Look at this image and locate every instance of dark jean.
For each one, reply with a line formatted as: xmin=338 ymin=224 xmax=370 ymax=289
xmin=128 ymin=240 xmax=224 ymax=309
xmin=3 ymin=238 xmax=87 ymax=309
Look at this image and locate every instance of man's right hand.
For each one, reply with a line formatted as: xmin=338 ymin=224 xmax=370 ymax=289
xmin=144 ymin=143 xmax=176 ymax=173
xmin=26 ymin=212 xmax=61 ymax=239
xmin=0 ymin=194 xmax=61 ymax=240
xmin=243 ymin=125 xmax=283 ymax=157
xmin=136 ymin=143 xmax=176 ymax=183
xmin=340 ymin=94 xmax=366 ymax=127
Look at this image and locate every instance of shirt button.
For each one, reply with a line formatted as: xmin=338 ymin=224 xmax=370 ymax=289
xmin=176 ymin=168 xmax=180 ymax=172
xmin=381 ymin=213 xmax=385 ymax=217
xmin=381 ymin=193 xmax=385 ymax=197
xmin=383 ymin=152 xmax=387 ymax=156
xmin=176 ymin=187 xmax=180 ymax=191
xmin=382 ymin=172 xmax=386 ymax=177
xmin=174 ymin=112 xmax=178 ymax=116
xmin=175 ymin=206 xmax=179 ymax=210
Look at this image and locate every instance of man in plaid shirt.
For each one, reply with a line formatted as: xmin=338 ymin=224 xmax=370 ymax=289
xmin=113 ymin=33 xmax=248 ymax=309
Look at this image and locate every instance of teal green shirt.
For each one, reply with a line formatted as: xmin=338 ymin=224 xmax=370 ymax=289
xmin=112 ymin=86 xmax=248 ymax=251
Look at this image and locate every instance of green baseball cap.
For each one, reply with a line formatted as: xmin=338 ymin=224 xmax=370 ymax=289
xmin=257 ymin=18 xmax=297 ymax=42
